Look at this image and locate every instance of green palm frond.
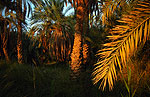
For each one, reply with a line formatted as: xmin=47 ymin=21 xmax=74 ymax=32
xmin=93 ymin=1 xmax=150 ymax=90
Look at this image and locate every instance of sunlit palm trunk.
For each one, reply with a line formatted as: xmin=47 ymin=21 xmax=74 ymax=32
xmin=3 ymin=47 xmax=9 ymax=62
xmin=83 ymin=43 xmax=88 ymax=64
xmin=70 ymin=0 xmax=86 ymax=79
xmin=70 ymin=32 xmax=82 ymax=79
xmin=1 ymin=20 xmax=10 ymax=62
xmin=17 ymin=0 xmax=23 ymax=64
xmin=17 ymin=20 xmax=23 ymax=64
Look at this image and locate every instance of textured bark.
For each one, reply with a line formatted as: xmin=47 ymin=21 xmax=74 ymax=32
xmin=83 ymin=43 xmax=88 ymax=64
xmin=70 ymin=33 xmax=82 ymax=79
xmin=17 ymin=0 xmax=23 ymax=64
xmin=70 ymin=0 xmax=85 ymax=80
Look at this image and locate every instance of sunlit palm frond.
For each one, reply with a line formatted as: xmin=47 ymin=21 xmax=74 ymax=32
xmin=93 ymin=1 xmax=150 ymax=90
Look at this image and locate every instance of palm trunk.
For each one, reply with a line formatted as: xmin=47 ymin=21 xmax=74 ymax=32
xmin=70 ymin=33 xmax=82 ymax=79
xmin=1 ymin=20 xmax=10 ymax=62
xmin=83 ymin=6 xmax=89 ymax=66
xmin=17 ymin=0 xmax=23 ymax=64
xmin=83 ymin=43 xmax=88 ymax=64
xmin=17 ymin=20 xmax=23 ymax=64
xmin=70 ymin=0 xmax=91 ymax=79
xmin=70 ymin=1 xmax=84 ymax=80
xmin=3 ymin=47 xmax=10 ymax=62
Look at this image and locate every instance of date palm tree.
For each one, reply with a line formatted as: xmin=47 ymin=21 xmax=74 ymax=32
xmin=0 ymin=0 xmax=16 ymax=62
xmin=65 ymin=0 xmax=99 ymax=79
xmin=93 ymin=0 xmax=150 ymax=90
xmin=30 ymin=0 xmax=74 ymax=63
xmin=0 ymin=0 xmax=38 ymax=63
xmin=15 ymin=0 xmax=38 ymax=64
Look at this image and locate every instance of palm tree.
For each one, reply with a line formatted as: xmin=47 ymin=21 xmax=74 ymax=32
xmin=93 ymin=0 xmax=150 ymax=90
xmin=16 ymin=0 xmax=23 ymax=64
xmin=65 ymin=0 xmax=99 ymax=79
xmin=16 ymin=0 xmax=39 ymax=64
xmin=30 ymin=0 xmax=74 ymax=63
xmin=0 ymin=0 xmax=38 ymax=63
xmin=0 ymin=1 xmax=15 ymax=62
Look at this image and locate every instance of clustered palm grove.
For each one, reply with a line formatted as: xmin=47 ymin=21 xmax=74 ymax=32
xmin=0 ymin=0 xmax=150 ymax=97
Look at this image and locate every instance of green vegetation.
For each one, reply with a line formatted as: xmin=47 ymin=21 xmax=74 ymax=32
xmin=0 ymin=60 xmax=102 ymax=97
xmin=0 ymin=60 xmax=150 ymax=97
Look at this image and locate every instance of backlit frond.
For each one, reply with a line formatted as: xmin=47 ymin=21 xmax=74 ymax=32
xmin=93 ymin=1 xmax=150 ymax=90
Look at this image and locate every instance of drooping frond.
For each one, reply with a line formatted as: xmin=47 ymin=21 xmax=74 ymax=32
xmin=93 ymin=1 xmax=150 ymax=90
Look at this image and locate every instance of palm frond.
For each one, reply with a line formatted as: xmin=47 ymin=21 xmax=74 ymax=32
xmin=93 ymin=1 xmax=150 ymax=90
xmin=101 ymin=0 xmax=136 ymax=26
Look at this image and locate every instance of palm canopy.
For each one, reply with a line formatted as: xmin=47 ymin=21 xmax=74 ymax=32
xmin=29 ymin=0 xmax=75 ymax=61
xmin=30 ymin=0 xmax=74 ymax=34
xmin=93 ymin=1 xmax=150 ymax=90
xmin=0 ymin=0 xmax=40 ymax=30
